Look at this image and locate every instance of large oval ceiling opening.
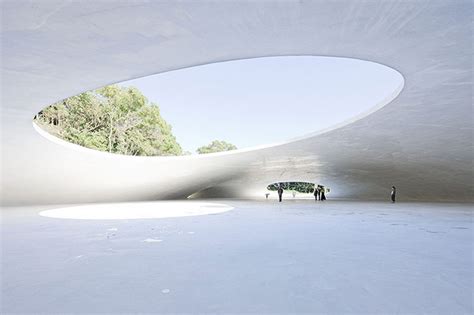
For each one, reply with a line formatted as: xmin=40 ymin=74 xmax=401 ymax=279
xmin=120 ymin=56 xmax=403 ymax=153
xmin=34 ymin=56 xmax=403 ymax=156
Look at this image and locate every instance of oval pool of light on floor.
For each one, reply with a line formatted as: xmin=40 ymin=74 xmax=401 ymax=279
xmin=39 ymin=201 xmax=234 ymax=220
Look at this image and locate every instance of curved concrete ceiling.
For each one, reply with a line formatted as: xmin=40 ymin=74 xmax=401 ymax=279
xmin=1 ymin=0 xmax=472 ymax=205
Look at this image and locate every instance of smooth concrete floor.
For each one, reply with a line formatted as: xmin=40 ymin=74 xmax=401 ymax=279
xmin=1 ymin=200 xmax=473 ymax=314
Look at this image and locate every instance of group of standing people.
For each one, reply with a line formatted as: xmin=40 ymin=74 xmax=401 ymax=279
xmin=276 ymin=183 xmax=327 ymax=202
xmin=274 ymin=184 xmax=397 ymax=203
xmin=313 ymin=185 xmax=326 ymax=201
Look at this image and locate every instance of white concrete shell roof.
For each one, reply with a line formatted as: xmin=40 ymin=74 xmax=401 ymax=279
xmin=1 ymin=0 xmax=472 ymax=205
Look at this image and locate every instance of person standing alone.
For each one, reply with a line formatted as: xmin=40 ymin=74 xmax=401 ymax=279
xmin=313 ymin=185 xmax=320 ymax=201
xmin=391 ymin=186 xmax=396 ymax=203
xmin=277 ymin=184 xmax=284 ymax=202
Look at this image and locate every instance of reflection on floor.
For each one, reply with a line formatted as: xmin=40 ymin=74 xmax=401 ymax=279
xmin=1 ymin=200 xmax=473 ymax=314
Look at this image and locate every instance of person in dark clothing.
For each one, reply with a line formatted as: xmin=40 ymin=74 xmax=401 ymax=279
xmin=320 ymin=186 xmax=326 ymax=201
xmin=391 ymin=186 xmax=396 ymax=203
xmin=277 ymin=185 xmax=284 ymax=202
xmin=313 ymin=186 xmax=319 ymax=201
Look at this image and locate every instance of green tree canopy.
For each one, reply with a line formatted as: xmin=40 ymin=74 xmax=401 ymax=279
xmin=196 ymin=140 xmax=237 ymax=154
xmin=35 ymin=85 xmax=182 ymax=156
xmin=267 ymin=182 xmax=316 ymax=193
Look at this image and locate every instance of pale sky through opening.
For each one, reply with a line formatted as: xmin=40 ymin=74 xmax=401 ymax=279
xmin=119 ymin=56 xmax=402 ymax=153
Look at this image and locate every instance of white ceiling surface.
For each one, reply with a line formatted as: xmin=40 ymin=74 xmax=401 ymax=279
xmin=1 ymin=1 xmax=472 ymax=205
